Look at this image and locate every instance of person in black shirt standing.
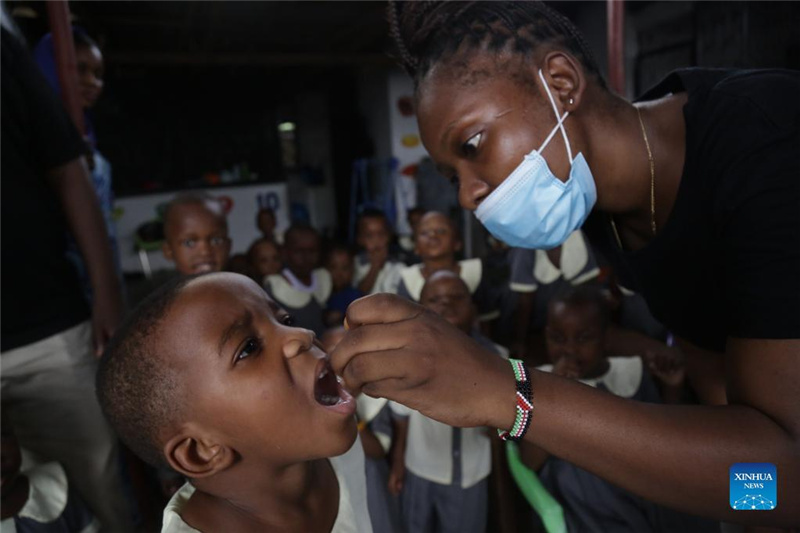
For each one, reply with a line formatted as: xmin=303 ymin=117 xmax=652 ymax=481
xmin=330 ymin=1 xmax=800 ymax=528
xmin=0 ymin=20 xmax=131 ymax=532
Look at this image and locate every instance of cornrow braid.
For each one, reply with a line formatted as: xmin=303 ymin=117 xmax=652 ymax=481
xmin=387 ymin=0 xmax=606 ymax=90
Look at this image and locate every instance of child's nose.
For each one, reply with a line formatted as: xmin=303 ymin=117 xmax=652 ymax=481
xmin=282 ymin=328 xmax=315 ymax=359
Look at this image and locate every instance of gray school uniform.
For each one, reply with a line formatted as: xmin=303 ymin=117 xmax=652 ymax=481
xmin=509 ymin=230 xmax=601 ymax=329
xmin=357 ymin=396 xmax=403 ymax=533
xmin=392 ymin=335 xmax=506 ymax=533
xmin=536 ymin=358 xmax=718 ymax=533
xmin=264 ymin=269 xmax=331 ymax=337
xmin=396 ymin=258 xmax=501 ymax=322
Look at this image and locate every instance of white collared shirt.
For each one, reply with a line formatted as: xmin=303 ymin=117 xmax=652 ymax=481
xmin=161 ymin=437 xmax=372 ymax=533
xmin=353 ymin=258 xmax=405 ymax=294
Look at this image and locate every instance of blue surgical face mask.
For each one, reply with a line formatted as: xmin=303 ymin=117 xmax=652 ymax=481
xmin=474 ymin=69 xmax=597 ymax=250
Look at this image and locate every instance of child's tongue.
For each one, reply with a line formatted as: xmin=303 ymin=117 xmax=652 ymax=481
xmin=314 ymin=362 xmax=342 ymax=406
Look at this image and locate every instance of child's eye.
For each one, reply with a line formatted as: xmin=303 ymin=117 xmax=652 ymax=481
xmin=210 ymin=236 xmax=228 ymax=247
xmin=182 ymin=239 xmax=196 ymax=248
xmin=236 ymin=338 xmax=261 ymax=362
xmin=280 ymin=314 xmax=295 ymax=327
xmin=462 ymin=132 xmax=482 ymax=156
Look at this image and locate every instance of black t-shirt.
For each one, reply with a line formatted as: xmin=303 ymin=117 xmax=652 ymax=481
xmin=585 ymin=68 xmax=800 ymax=353
xmin=1 ymin=29 xmax=90 ymax=351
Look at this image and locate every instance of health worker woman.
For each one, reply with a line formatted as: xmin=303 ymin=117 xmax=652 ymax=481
xmin=332 ymin=1 xmax=800 ymax=527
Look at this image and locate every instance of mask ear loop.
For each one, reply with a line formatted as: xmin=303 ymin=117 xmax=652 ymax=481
xmin=537 ymin=69 xmax=574 ymax=164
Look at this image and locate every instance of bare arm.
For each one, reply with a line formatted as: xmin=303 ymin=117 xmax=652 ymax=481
xmin=47 ymin=157 xmax=123 ymax=356
xmin=387 ymin=416 xmax=408 ymax=496
xmin=333 ymin=295 xmax=800 ymax=527
xmin=358 ymin=424 xmax=387 ymax=460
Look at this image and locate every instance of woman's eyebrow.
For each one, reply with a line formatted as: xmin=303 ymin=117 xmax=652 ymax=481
xmin=218 ymin=311 xmax=253 ymax=357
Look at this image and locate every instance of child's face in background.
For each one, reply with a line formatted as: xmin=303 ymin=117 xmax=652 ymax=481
xmin=251 ymin=240 xmax=282 ymax=278
xmin=415 ymin=213 xmax=461 ymax=261
xmin=420 ymin=275 xmax=474 ymax=334
xmin=357 ymin=217 xmax=391 ymax=255
xmin=284 ymin=230 xmax=320 ymax=280
xmin=75 ymin=44 xmax=103 ymax=109
xmin=163 ymin=203 xmax=231 ymax=275
xmin=545 ymin=301 xmax=607 ymax=379
xmin=326 ymin=250 xmax=354 ymax=292
xmin=257 ymin=210 xmax=276 ymax=237
xmin=162 ymin=274 xmax=356 ymax=467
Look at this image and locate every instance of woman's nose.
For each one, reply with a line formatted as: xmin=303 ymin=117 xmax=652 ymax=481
xmin=457 ymin=171 xmax=491 ymax=211
xmin=282 ymin=327 xmax=315 ymax=359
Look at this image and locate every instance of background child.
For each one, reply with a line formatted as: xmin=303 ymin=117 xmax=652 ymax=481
xmin=161 ymin=192 xmax=231 ymax=276
xmin=398 ymin=206 xmax=425 ymax=263
xmin=397 ymin=211 xmax=499 ymax=325
xmin=264 ymin=223 xmax=331 ymax=337
xmin=96 ymin=273 xmax=371 ymax=533
xmin=246 ymin=237 xmax=282 ymax=283
xmin=255 ymin=207 xmax=282 ymax=244
xmin=354 ymin=209 xmax=405 ymax=294
xmin=389 ymin=271 xmax=507 ymax=533
xmin=324 ymin=244 xmax=363 ymax=327
xmin=519 ymin=286 xmax=715 ymax=533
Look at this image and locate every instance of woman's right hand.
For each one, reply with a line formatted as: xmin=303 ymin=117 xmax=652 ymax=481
xmin=331 ymin=294 xmax=516 ymax=430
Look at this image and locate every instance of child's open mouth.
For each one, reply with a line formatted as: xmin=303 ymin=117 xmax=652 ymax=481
xmin=314 ymin=358 xmax=354 ymax=413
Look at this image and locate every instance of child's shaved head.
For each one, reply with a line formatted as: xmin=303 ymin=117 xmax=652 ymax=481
xmin=97 ymin=275 xmax=197 ymax=467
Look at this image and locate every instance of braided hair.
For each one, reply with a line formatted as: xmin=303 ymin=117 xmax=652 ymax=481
xmin=387 ymin=1 xmax=606 ymax=90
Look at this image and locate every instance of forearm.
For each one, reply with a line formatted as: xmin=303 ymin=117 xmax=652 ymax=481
xmin=359 ymin=427 xmax=387 ymax=459
xmin=389 ymin=417 xmax=409 ymax=466
xmin=47 ymin=158 xmax=120 ymax=296
xmin=508 ymin=370 xmax=799 ymax=526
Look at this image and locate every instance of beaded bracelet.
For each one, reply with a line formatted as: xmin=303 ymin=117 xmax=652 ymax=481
xmin=497 ymin=359 xmax=533 ymax=442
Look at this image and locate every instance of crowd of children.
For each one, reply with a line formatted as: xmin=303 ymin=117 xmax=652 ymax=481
xmin=0 ymin=175 xmax=712 ymax=532
xmin=72 ymin=190 xmax=704 ymax=533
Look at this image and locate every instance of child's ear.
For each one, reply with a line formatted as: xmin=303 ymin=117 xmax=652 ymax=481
xmin=163 ymin=429 xmax=234 ymax=479
xmin=162 ymin=242 xmax=174 ymax=261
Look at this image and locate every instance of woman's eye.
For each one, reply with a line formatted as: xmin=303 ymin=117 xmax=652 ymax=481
xmin=280 ymin=314 xmax=295 ymax=327
xmin=236 ymin=338 xmax=261 ymax=362
xmin=463 ymin=132 xmax=482 ymax=155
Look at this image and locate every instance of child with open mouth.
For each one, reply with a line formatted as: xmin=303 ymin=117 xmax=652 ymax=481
xmin=97 ymin=272 xmax=371 ymax=532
